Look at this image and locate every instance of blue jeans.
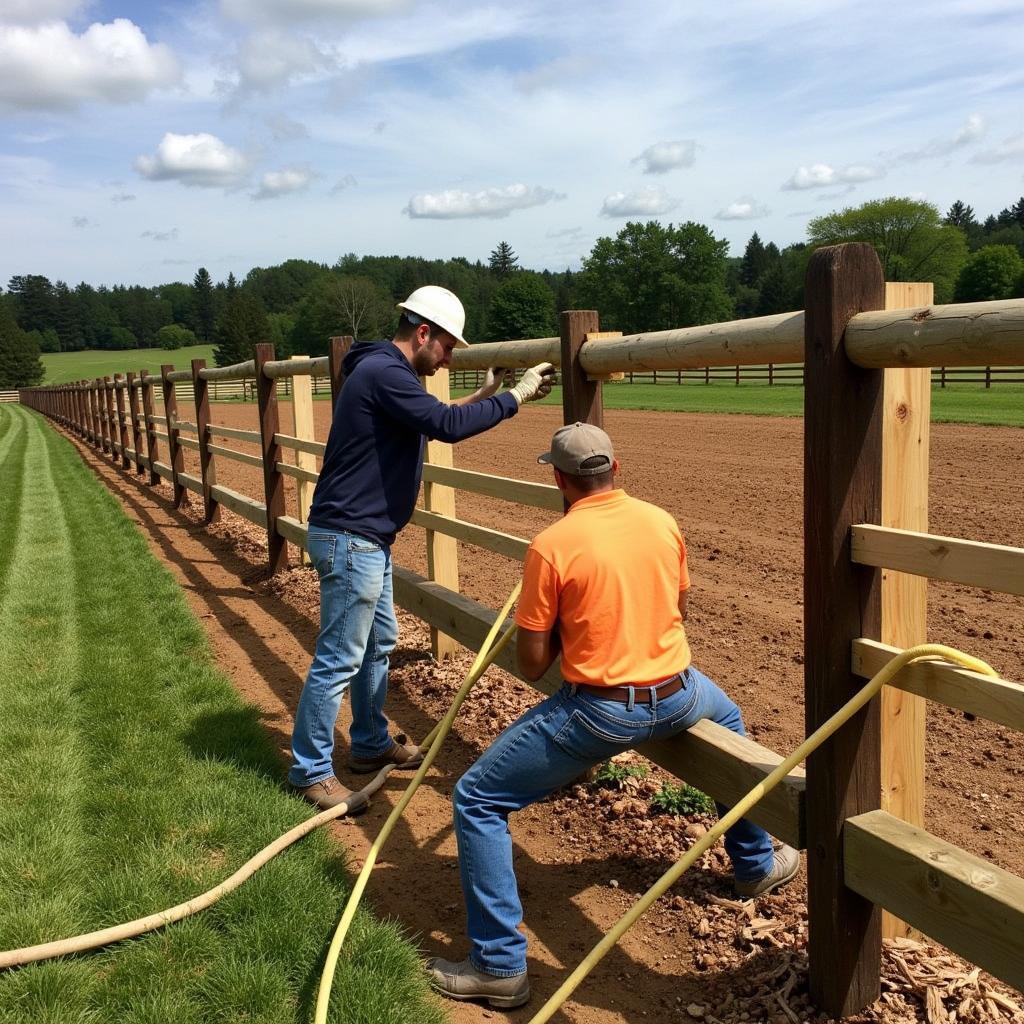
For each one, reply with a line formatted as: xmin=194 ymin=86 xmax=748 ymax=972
xmin=288 ymin=528 xmax=399 ymax=788
xmin=452 ymin=666 xmax=775 ymax=976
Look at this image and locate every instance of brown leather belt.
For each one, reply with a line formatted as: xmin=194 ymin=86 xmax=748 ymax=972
xmin=574 ymin=670 xmax=687 ymax=704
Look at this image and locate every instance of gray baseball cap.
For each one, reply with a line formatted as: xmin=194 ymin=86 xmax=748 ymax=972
xmin=538 ymin=422 xmax=615 ymax=476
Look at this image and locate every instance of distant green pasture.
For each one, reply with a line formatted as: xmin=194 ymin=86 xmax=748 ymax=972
xmin=41 ymin=345 xmax=216 ymax=385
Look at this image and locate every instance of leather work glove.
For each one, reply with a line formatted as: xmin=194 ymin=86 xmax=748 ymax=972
xmin=509 ymin=362 xmax=556 ymax=405
xmin=475 ymin=367 xmax=508 ymax=400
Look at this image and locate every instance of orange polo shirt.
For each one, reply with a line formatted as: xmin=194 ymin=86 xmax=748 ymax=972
xmin=515 ymin=489 xmax=691 ymax=686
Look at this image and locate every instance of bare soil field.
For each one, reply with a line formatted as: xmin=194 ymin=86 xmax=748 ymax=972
xmin=73 ymin=402 xmax=1024 ymax=1024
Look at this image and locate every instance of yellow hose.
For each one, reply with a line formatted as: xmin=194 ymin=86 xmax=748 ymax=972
xmin=524 ymin=643 xmax=997 ymax=1024
xmin=312 ymin=582 xmax=522 ymax=1024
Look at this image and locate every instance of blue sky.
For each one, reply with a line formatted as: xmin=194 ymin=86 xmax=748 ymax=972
xmin=1 ymin=0 xmax=1022 ymax=287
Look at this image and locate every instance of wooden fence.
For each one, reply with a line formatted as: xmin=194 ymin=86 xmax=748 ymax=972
xmin=0 ymin=390 xmax=19 ymax=402
xmin=19 ymin=253 xmax=1024 ymax=1018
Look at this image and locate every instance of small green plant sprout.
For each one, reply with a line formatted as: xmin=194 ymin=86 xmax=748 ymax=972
xmin=649 ymin=782 xmax=715 ymax=817
xmin=592 ymin=758 xmax=650 ymax=790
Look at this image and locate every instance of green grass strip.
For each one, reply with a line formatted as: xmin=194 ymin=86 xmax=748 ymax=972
xmin=0 ymin=407 xmax=445 ymax=1024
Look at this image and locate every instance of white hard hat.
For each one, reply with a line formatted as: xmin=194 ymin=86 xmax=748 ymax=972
xmin=396 ymin=285 xmax=469 ymax=348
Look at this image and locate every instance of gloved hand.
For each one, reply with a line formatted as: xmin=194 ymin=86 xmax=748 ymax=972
xmin=476 ymin=367 xmax=507 ymax=399
xmin=509 ymin=363 xmax=555 ymax=405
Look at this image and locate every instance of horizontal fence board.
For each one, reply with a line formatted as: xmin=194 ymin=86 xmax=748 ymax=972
xmin=208 ymin=423 xmax=261 ymax=444
xmin=274 ymin=432 xmax=326 ymax=457
xmin=852 ymin=639 xmax=1024 ymax=732
xmin=153 ymin=461 xmax=172 ymax=481
xmin=152 ymin=430 xmax=169 ymax=442
xmin=177 ymin=436 xmax=201 ymax=451
xmin=845 ymin=810 xmax=1024 ymax=991
xmin=851 ymin=525 xmax=1024 ymax=596
xmin=208 ymin=442 xmax=264 ymax=468
xmin=178 ymin=472 xmax=203 ymax=496
xmin=421 ymin=463 xmax=563 ymax=511
xmin=276 ymin=461 xmax=320 ymax=484
xmin=173 ymin=419 xmax=199 ymax=433
xmin=209 ymin=484 xmax=267 ymax=528
xmin=409 ymin=508 xmax=530 ymax=561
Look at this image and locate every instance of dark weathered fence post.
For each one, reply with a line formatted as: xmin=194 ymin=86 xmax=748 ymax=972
xmin=985 ymin=365 xmax=991 ymax=389
xmin=803 ymin=242 xmax=885 ymax=1017
xmin=76 ymin=380 xmax=87 ymax=436
xmin=126 ymin=373 xmax=144 ymax=474
xmin=95 ymin=378 xmax=108 ymax=452
xmin=191 ymin=358 xmax=219 ymax=523
xmin=161 ymin=364 xmax=186 ymax=508
xmin=114 ymin=374 xmax=130 ymax=469
xmin=141 ymin=370 xmax=160 ymax=485
xmin=103 ymin=377 xmax=117 ymax=460
xmin=87 ymin=380 xmax=99 ymax=446
xmin=328 ymin=334 xmax=353 ymax=410
xmin=559 ymin=310 xmax=602 ymax=428
xmin=254 ymin=343 xmax=288 ymax=573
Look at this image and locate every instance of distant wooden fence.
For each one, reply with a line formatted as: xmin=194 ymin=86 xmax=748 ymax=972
xmin=0 ymin=390 xmax=19 ymax=402
xmin=21 ymin=259 xmax=1024 ymax=1018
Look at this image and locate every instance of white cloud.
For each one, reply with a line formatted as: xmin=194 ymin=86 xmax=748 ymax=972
xmin=599 ymin=186 xmax=678 ymax=217
xmin=404 ymin=183 xmax=564 ymax=219
xmin=716 ymin=197 xmax=770 ymax=220
xmin=265 ymin=111 xmax=309 ymax=141
xmin=253 ymin=166 xmax=315 ymax=200
xmin=516 ymin=54 xmax=590 ymax=93
xmin=221 ymin=0 xmax=411 ymax=24
xmin=233 ymin=31 xmax=333 ymax=94
xmin=141 ymin=228 xmax=179 ymax=241
xmin=782 ymin=163 xmax=882 ymax=190
xmin=971 ymin=131 xmax=1024 ymax=164
xmin=895 ymin=113 xmax=986 ymax=162
xmin=0 ymin=0 xmax=84 ymax=25
xmin=631 ymin=140 xmax=696 ymax=175
xmin=0 ymin=19 xmax=180 ymax=111
xmin=136 ymin=132 xmax=249 ymax=188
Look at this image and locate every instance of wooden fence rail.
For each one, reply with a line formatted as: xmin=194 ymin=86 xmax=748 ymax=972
xmin=17 ymin=270 xmax=1024 ymax=1019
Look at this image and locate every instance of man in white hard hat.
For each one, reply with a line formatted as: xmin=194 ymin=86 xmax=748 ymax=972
xmin=289 ymin=285 xmax=556 ymax=811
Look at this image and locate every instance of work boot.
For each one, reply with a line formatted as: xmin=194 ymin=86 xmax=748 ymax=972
xmin=427 ymin=957 xmax=530 ymax=1009
xmin=348 ymin=734 xmax=424 ymax=774
xmin=293 ymin=776 xmax=369 ymax=814
xmin=734 ymin=841 xmax=800 ymax=898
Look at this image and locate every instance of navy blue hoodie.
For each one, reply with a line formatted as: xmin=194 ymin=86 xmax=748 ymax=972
xmin=308 ymin=341 xmax=520 ymax=546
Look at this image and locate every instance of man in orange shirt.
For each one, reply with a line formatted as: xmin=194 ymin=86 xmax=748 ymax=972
xmin=429 ymin=422 xmax=799 ymax=1009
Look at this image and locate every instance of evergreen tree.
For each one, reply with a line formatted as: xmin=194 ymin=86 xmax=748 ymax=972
xmin=213 ymin=292 xmax=268 ymax=367
xmin=7 ymin=274 xmax=55 ymax=333
xmin=0 ymin=301 xmax=44 ymax=388
xmin=944 ymin=200 xmax=977 ymax=230
xmin=54 ymin=280 xmax=84 ymax=352
xmin=191 ymin=267 xmax=216 ymax=341
xmin=488 ymin=241 xmax=519 ymax=279
xmin=739 ymin=232 xmax=767 ymax=287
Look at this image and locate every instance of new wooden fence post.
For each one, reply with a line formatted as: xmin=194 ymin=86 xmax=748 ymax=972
xmin=804 ymin=242 xmax=885 ymax=1018
xmin=191 ymin=358 xmax=219 ymax=523
xmin=161 ymin=364 xmax=186 ymax=508
xmin=291 ymin=354 xmax=316 ymax=566
xmin=103 ymin=377 xmax=117 ymax=461
xmin=255 ymin=343 xmax=288 ymax=574
xmin=114 ymin=374 xmax=130 ymax=469
xmin=328 ymin=335 xmax=353 ymax=409
xmin=422 ymin=365 xmax=460 ymax=660
xmin=879 ymin=281 xmax=934 ymax=940
xmin=126 ymin=373 xmax=144 ymax=474
xmin=141 ymin=370 xmax=160 ymax=485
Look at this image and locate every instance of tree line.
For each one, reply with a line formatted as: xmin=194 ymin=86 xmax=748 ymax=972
xmin=2 ymin=194 xmax=1022 ymax=388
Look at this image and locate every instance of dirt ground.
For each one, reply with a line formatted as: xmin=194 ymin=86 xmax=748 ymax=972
xmin=65 ymin=401 xmax=1024 ymax=1024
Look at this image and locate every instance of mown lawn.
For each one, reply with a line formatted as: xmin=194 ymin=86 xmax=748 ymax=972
xmin=0 ymin=405 xmax=445 ymax=1024
xmin=41 ymin=345 xmax=216 ymax=386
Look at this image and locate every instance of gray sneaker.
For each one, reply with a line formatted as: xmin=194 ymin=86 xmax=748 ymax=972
xmin=734 ymin=842 xmax=800 ymax=897
xmin=427 ymin=957 xmax=530 ymax=1009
